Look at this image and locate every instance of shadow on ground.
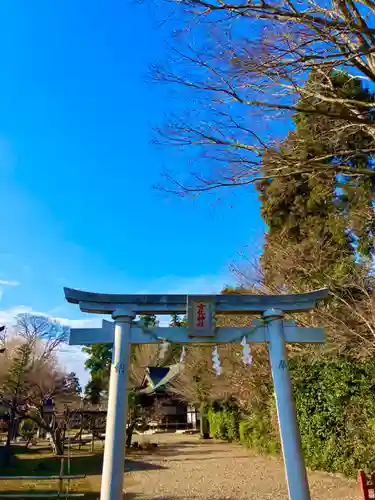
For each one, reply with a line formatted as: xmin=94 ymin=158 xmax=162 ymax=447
xmin=0 ymin=493 xmax=239 ymax=500
xmin=1 ymin=445 xmax=166 ymax=477
xmin=0 ymin=446 xmax=166 ymax=500
xmin=125 ymin=460 xmax=165 ymax=472
xmin=132 ymin=438 xmax=236 ymax=460
xmin=0 ymin=490 xmax=138 ymax=500
xmin=122 ymin=496 xmax=249 ymax=500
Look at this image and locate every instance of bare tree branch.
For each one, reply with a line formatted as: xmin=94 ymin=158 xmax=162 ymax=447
xmin=15 ymin=314 xmax=68 ymax=361
xmin=151 ymin=0 xmax=375 ymax=193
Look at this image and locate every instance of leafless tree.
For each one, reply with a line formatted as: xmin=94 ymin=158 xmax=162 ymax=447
xmin=15 ymin=313 xmax=68 ymax=361
xmin=126 ymin=343 xmax=171 ymax=447
xmin=169 ymin=345 xmax=217 ymax=405
xmin=147 ymin=398 xmax=167 ymax=426
xmin=215 ymin=343 xmax=271 ymax=413
xmin=231 ymin=243 xmax=375 ymax=358
xmin=152 ymin=0 xmax=375 ymax=194
xmin=0 ymin=318 xmax=79 ymax=454
xmin=15 ymin=365 xmax=81 ymax=455
xmin=169 ymin=345 xmax=221 ymax=436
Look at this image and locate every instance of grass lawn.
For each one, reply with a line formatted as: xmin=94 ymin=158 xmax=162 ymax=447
xmin=0 ymin=443 xmax=107 ymax=500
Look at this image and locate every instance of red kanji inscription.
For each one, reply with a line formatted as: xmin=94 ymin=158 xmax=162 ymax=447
xmin=196 ymin=303 xmax=206 ymax=328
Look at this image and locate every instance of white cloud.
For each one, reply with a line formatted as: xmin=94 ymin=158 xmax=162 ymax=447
xmin=0 ymin=305 xmax=33 ymax=325
xmin=0 ymin=280 xmax=19 ymax=286
xmin=57 ymin=345 xmax=90 ymax=390
xmin=53 ymin=316 xmax=102 ymax=329
xmin=0 ymin=305 xmax=100 ymax=329
xmin=158 ymin=318 xmax=171 ymax=327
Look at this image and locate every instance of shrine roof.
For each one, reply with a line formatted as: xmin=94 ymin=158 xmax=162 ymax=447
xmin=139 ymin=363 xmax=183 ymax=395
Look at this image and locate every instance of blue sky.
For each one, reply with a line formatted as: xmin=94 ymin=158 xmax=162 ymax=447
xmin=0 ymin=1 xmax=265 ymax=385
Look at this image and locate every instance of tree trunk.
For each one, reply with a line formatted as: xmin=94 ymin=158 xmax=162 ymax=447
xmin=126 ymin=423 xmax=135 ymax=449
xmin=49 ymin=428 xmax=64 ymax=455
xmin=0 ymin=445 xmax=13 ymax=468
xmin=6 ymin=407 xmax=16 ymax=447
xmin=199 ymin=403 xmax=209 ymax=439
xmin=6 ymin=424 xmax=11 ymax=448
xmin=37 ymin=405 xmax=45 ymax=439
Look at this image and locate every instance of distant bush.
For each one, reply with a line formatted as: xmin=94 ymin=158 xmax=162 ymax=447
xmin=239 ymin=411 xmax=280 ymax=455
xmin=207 ymin=357 xmax=375 ymax=478
xmin=207 ymin=400 xmax=240 ymax=441
xmin=19 ymin=419 xmax=37 ymax=448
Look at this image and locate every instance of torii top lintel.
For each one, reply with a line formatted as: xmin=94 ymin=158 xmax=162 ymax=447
xmin=64 ymin=287 xmax=329 ymax=315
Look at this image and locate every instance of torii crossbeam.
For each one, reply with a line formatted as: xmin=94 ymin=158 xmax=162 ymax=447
xmin=65 ymin=287 xmax=329 ymax=500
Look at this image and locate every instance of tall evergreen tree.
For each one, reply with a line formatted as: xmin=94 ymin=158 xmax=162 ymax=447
xmin=83 ymin=343 xmax=112 ymax=405
xmin=257 ymin=70 xmax=375 ymax=293
xmin=3 ymin=343 xmax=32 ymax=446
xmin=254 ymin=70 xmax=375 ymax=353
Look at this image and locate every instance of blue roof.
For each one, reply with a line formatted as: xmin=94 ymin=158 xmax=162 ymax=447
xmin=147 ymin=367 xmax=169 ymax=387
xmin=139 ymin=363 xmax=183 ymax=395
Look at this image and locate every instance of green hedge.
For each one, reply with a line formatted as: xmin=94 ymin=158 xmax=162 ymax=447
xmin=207 ymin=405 xmax=279 ymax=453
xmin=239 ymin=412 xmax=280 ymax=455
xmin=290 ymin=357 xmax=375 ymax=477
xmin=207 ymin=357 xmax=375 ymax=477
xmin=207 ymin=401 xmax=240 ymax=441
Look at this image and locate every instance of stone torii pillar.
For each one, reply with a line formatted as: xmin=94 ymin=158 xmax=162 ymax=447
xmin=64 ymin=288 xmax=328 ymax=500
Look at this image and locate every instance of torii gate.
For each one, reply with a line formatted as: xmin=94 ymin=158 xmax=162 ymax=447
xmin=64 ymin=287 xmax=328 ymax=500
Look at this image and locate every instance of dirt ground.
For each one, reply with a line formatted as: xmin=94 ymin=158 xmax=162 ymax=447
xmin=122 ymin=433 xmax=361 ymax=500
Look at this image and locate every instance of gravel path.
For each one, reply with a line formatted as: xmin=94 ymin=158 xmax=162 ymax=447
xmin=124 ymin=434 xmax=361 ymax=500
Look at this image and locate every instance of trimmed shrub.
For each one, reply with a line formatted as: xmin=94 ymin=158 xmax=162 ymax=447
xmin=239 ymin=412 xmax=280 ymax=455
xmin=207 ymin=400 xmax=240 ymax=441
